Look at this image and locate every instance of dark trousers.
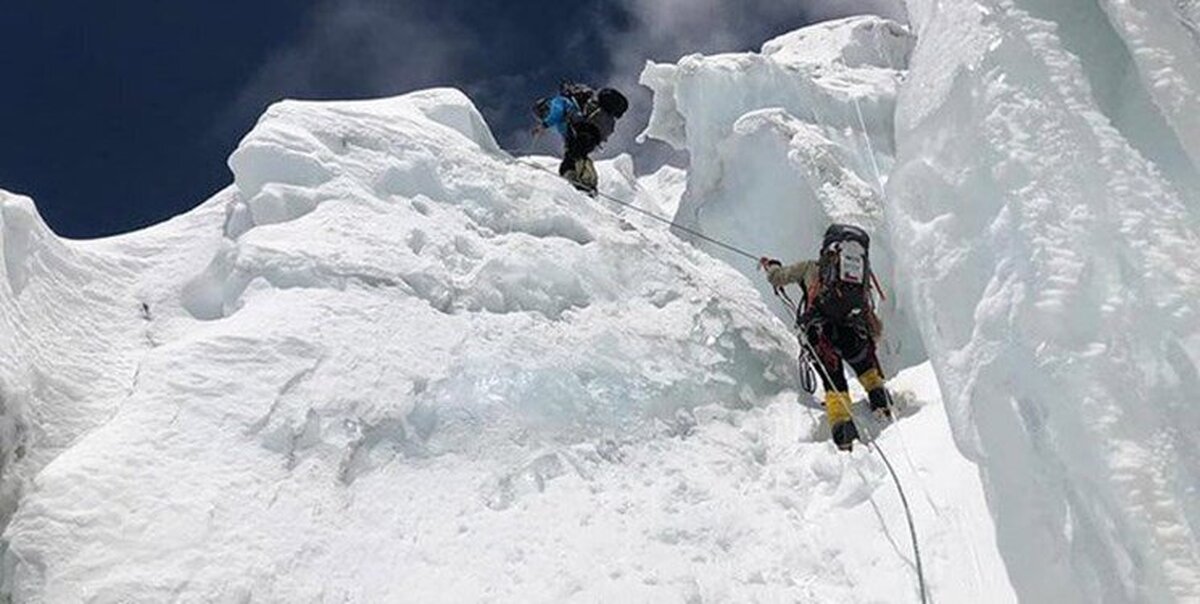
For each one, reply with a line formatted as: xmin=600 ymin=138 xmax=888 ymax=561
xmin=559 ymin=127 xmax=599 ymax=177
xmin=805 ymin=319 xmax=881 ymax=394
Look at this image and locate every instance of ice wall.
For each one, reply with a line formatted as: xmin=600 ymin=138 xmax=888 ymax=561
xmin=0 ymin=194 xmax=143 ymax=533
xmin=891 ymin=0 xmax=1200 ymax=601
xmin=640 ymin=15 xmax=925 ymax=373
xmin=1097 ymin=0 xmax=1200 ymax=191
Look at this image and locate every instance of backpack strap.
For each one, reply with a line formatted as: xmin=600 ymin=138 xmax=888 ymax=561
xmin=870 ymin=271 xmax=887 ymax=302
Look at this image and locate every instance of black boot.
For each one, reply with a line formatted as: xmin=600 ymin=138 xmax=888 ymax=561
xmin=831 ymin=420 xmax=858 ymax=452
xmin=868 ymin=388 xmax=893 ymax=419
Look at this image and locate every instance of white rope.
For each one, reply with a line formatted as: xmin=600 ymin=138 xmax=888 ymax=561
xmin=777 ymin=291 xmax=928 ymax=604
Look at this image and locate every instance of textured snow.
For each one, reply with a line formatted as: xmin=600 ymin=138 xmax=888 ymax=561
xmin=640 ymin=14 xmax=924 ymax=375
xmin=891 ymin=0 xmax=1200 ymax=602
xmin=12 ymin=2 xmax=1199 ymax=599
xmin=1097 ymin=0 xmax=1200 ymax=188
xmin=643 ymin=7 xmax=1200 ymax=603
xmin=0 ymin=71 xmax=1008 ymax=601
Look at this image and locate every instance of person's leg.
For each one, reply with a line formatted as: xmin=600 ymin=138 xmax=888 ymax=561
xmin=561 ymin=132 xmax=586 ymax=177
xmin=837 ymin=321 xmax=891 ymax=415
xmin=577 ymin=157 xmax=598 ymax=192
xmin=562 ymin=125 xmax=600 ymax=192
xmin=807 ymin=323 xmax=856 ymax=448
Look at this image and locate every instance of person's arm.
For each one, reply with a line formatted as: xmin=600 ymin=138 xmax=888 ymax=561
xmin=541 ymin=96 xmax=577 ymax=129
xmin=766 ymin=260 xmax=817 ymax=290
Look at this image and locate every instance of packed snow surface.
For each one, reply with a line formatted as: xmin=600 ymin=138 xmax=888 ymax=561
xmin=0 ymin=72 xmax=1009 ymax=602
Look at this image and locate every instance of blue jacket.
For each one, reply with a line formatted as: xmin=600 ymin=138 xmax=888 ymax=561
xmin=540 ymin=95 xmax=580 ymax=137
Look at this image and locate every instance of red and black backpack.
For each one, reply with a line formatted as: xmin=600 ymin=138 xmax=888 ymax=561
xmin=808 ymin=224 xmax=873 ymax=322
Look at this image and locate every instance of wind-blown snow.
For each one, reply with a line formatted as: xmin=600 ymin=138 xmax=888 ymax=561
xmin=891 ymin=1 xmax=1200 ymax=602
xmin=0 ymin=74 xmax=1009 ymax=600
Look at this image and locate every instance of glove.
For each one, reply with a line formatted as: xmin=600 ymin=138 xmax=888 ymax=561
xmin=758 ymin=257 xmax=785 ymax=295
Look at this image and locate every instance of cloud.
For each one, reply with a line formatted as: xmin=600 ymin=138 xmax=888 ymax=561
xmin=803 ymin=0 xmax=909 ymax=22
xmin=220 ymin=0 xmax=469 ymax=140
xmin=216 ymin=0 xmax=908 ymax=168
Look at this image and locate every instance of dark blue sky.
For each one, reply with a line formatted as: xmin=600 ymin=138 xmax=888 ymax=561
xmin=0 ymin=1 xmax=895 ymax=238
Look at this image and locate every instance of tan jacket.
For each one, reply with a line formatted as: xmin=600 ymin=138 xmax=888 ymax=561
xmin=766 ymin=260 xmax=819 ymax=293
xmin=768 ymin=259 xmax=884 ymax=337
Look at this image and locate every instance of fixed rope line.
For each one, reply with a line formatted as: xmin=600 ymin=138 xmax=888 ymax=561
xmin=510 ymin=146 xmax=926 ymax=601
xmin=852 ymin=96 xmax=887 ymax=192
xmin=776 ymin=290 xmax=928 ymax=604
xmin=848 ymin=97 xmax=939 ymax=515
xmin=512 ymin=158 xmax=761 ymax=262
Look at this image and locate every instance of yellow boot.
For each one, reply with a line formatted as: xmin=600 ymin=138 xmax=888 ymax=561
xmin=825 ymin=391 xmax=857 ymax=451
xmin=859 ymin=368 xmax=892 ymax=419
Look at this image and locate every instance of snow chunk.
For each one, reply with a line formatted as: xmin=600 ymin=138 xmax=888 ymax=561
xmin=0 ymin=188 xmax=223 ymax=542
xmin=761 ymin=14 xmax=913 ymax=70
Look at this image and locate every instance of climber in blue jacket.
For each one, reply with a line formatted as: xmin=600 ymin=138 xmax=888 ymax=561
xmin=538 ymin=95 xmax=581 ymax=138
xmin=533 ymin=83 xmax=628 ymax=195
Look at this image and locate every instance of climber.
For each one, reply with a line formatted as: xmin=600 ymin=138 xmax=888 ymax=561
xmin=532 ymin=82 xmax=629 ymax=195
xmin=760 ymin=223 xmax=892 ymax=452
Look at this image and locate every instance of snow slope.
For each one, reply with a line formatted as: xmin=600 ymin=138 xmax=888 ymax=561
xmin=0 ymin=188 xmax=228 ymax=534
xmin=0 ymin=80 xmax=1010 ymax=601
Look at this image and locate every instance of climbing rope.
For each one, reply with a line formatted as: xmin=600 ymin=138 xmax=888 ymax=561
xmin=513 ymin=85 xmax=929 ymax=600
xmin=511 ymin=157 xmax=762 ymax=262
xmin=507 ymin=147 xmax=927 ymax=600
xmin=775 ymin=291 xmax=929 ymax=604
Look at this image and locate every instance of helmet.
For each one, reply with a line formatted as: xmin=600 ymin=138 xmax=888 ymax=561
xmin=597 ymin=88 xmax=629 ymax=118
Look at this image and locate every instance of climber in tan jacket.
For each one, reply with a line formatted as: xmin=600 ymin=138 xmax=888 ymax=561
xmin=761 ymin=224 xmax=892 ymax=452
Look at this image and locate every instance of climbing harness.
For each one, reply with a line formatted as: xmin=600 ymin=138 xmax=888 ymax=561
xmin=775 ymin=289 xmax=928 ymax=604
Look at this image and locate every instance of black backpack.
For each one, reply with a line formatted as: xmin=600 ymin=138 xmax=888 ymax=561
xmin=532 ymin=82 xmax=596 ymax=122
xmin=812 ymin=224 xmax=873 ymax=322
xmin=560 ymin=82 xmax=596 ymax=112
xmin=596 ymin=88 xmax=628 ymax=118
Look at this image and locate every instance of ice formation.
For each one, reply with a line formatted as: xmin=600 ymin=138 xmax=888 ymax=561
xmin=0 ymin=72 xmax=1008 ymax=600
xmin=5 ymin=2 xmax=1199 ymax=600
xmin=891 ymin=1 xmax=1200 ymax=601
xmin=640 ymin=15 xmax=927 ymax=375
xmin=643 ymin=5 xmax=1200 ymax=604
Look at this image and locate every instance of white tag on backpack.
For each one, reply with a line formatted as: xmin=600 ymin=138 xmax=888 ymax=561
xmin=838 ymin=241 xmax=866 ymax=284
